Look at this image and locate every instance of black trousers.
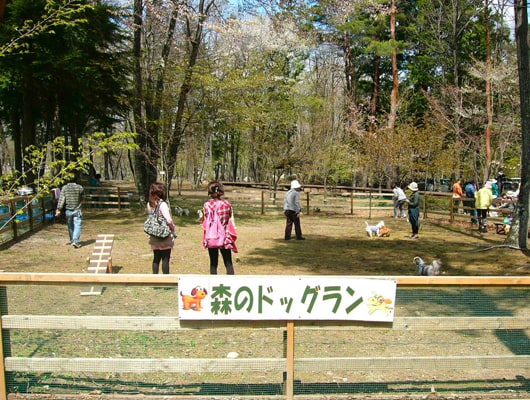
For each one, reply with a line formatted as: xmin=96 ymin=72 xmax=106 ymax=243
xmin=152 ymin=249 xmax=171 ymax=274
xmin=208 ymin=248 xmax=235 ymax=275
xmin=284 ymin=210 xmax=303 ymax=239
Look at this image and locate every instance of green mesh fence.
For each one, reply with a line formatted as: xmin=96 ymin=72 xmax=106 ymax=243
xmin=1 ymin=284 xmax=529 ymax=398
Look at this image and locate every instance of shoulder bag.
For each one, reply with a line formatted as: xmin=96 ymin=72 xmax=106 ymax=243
xmin=144 ymin=203 xmax=171 ymax=238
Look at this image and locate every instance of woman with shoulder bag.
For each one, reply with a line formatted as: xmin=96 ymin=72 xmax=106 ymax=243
xmin=147 ymin=182 xmax=176 ymax=274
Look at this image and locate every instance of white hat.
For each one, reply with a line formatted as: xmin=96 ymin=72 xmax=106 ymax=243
xmin=290 ymin=180 xmax=302 ymax=189
xmin=490 ymin=179 xmax=497 ymax=183
xmin=408 ymin=182 xmax=419 ymax=191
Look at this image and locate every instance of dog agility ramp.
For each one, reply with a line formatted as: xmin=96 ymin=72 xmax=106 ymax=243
xmin=80 ymin=234 xmax=114 ymax=296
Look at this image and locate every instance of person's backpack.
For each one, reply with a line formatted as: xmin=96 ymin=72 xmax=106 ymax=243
xmin=203 ymin=201 xmax=226 ymax=248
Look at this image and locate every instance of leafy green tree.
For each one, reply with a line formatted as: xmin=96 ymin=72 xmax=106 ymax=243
xmin=131 ymin=0 xmax=218 ymax=200
xmin=0 ymin=132 xmax=137 ymax=231
xmin=0 ymin=0 xmax=129 ymax=183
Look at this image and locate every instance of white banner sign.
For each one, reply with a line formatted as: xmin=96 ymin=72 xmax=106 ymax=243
xmin=178 ymin=275 xmax=396 ymax=322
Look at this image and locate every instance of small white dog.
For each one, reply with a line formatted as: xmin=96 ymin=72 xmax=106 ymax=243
xmin=414 ymin=256 xmax=442 ymax=276
xmin=174 ymin=207 xmax=190 ymax=217
xmin=365 ymin=221 xmax=385 ymax=238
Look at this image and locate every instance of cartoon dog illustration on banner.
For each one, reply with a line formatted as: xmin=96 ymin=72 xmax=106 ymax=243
xmin=180 ymin=286 xmax=208 ymax=311
xmin=367 ymin=292 xmax=394 ymax=316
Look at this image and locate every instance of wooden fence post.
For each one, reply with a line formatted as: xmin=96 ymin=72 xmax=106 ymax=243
xmin=283 ymin=321 xmax=295 ymax=400
xmin=117 ymin=187 xmax=122 ymax=211
xmin=0 ymin=286 xmax=11 ymax=399
xmin=27 ymin=197 xmax=34 ymax=231
xmin=9 ymin=199 xmax=17 ymax=241
xmin=368 ymin=191 xmax=372 ymax=219
xmin=261 ymin=191 xmax=265 ymax=215
xmin=306 ymin=192 xmax=310 ymax=215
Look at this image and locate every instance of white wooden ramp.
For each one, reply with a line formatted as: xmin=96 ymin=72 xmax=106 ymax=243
xmin=80 ymin=234 xmax=114 ymax=296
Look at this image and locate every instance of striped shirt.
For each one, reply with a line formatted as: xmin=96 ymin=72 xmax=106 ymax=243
xmin=57 ymin=183 xmax=84 ymax=211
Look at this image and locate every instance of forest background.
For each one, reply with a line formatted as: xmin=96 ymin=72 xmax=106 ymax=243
xmin=0 ymin=0 xmax=529 ymax=237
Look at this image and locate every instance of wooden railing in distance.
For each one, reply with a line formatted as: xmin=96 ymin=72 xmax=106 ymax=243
xmin=84 ymin=186 xmax=139 ymax=210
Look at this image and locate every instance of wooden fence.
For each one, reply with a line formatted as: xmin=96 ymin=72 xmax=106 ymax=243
xmin=0 ymin=273 xmax=528 ymax=399
xmin=83 ymin=185 xmax=139 ymax=209
xmin=0 ymin=195 xmax=55 ymax=246
xmin=226 ymin=185 xmax=513 ymax=226
xmin=0 ymin=187 xmax=139 ymax=247
xmin=0 ymin=184 xmax=515 ymax=248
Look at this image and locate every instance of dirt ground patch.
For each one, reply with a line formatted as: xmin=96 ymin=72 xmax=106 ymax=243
xmin=1 ymin=185 xmax=529 ymax=399
xmin=2 ymin=184 xmax=530 ymax=277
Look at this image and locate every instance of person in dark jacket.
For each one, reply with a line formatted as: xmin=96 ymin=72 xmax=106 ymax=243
xmin=406 ymin=182 xmax=421 ymax=239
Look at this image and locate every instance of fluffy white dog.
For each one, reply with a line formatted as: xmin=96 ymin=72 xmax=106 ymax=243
xmin=365 ymin=221 xmax=386 ymax=238
xmin=414 ymin=256 xmax=442 ymax=276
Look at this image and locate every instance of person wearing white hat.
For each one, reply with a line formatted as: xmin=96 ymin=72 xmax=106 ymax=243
xmin=490 ymin=179 xmax=499 ymax=197
xmin=406 ymin=182 xmax=421 ymax=239
xmin=283 ymin=180 xmax=305 ymax=240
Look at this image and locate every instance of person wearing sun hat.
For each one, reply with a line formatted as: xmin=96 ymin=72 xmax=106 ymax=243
xmin=406 ymin=182 xmax=421 ymax=239
xmin=283 ymin=179 xmax=305 ymax=240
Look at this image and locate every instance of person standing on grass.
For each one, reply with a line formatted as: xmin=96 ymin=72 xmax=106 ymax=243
xmin=452 ymin=179 xmax=464 ymax=214
xmin=391 ymin=183 xmax=407 ymax=219
xmin=283 ymin=180 xmax=305 ymax=240
xmin=464 ymin=179 xmax=477 ymax=224
xmin=55 ymin=176 xmax=85 ymax=248
xmin=475 ymin=181 xmax=494 ymax=233
xmin=147 ymin=182 xmax=176 ymax=274
xmin=406 ymin=182 xmax=421 ymax=240
xmin=202 ymin=181 xmax=237 ymax=275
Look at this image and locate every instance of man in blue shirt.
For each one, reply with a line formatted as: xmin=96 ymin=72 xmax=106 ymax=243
xmin=464 ymin=179 xmax=477 ymax=224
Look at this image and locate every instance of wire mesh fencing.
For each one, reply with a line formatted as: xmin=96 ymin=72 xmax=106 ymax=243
xmin=0 ymin=277 xmax=529 ymax=399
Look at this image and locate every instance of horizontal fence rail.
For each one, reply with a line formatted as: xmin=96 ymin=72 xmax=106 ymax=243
xmin=0 ymin=274 xmax=529 ymax=399
xmin=0 ymin=195 xmax=55 ymax=247
xmin=84 ymin=185 xmax=139 ymax=210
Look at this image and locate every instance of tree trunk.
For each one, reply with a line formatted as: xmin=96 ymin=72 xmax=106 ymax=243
xmin=131 ymin=0 xmax=157 ymax=201
xmin=511 ymin=0 xmax=530 ymax=249
xmin=484 ymin=0 xmax=493 ymax=180
xmin=165 ymin=0 xmax=215 ymax=189
xmin=0 ymin=0 xmax=6 ymax=27
xmin=388 ymin=0 xmax=399 ymax=132
xmin=11 ymin=109 xmax=22 ymax=176
xmin=22 ymin=66 xmax=36 ymax=184
xmin=371 ymin=52 xmax=380 ymax=131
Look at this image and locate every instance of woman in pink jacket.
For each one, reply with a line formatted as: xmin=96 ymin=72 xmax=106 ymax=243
xmin=202 ymin=181 xmax=237 ymax=275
